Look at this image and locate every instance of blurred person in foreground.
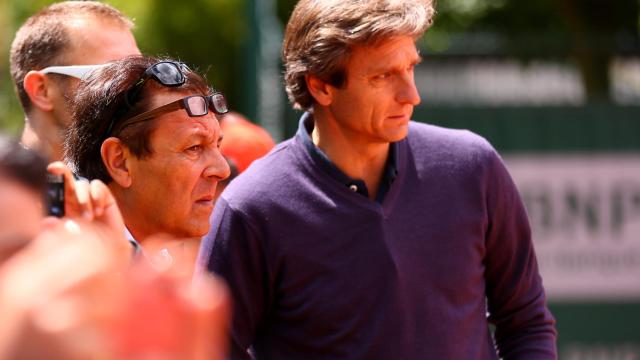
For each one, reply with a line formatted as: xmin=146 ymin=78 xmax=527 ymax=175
xmin=0 ymin=220 xmax=230 ymax=360
xmin=215 ymin=112 xmax=275 ymax=200
xmin=0 ymin=133 xmax=129 ymax=264
xmin=10 ymin=0 xmax=140 ymax=161
xmin=0 ymin=134 xmax=48 ymax=264
xmin=198 ymin=0 xmax=557 ymax=358
xmin=65 ymin=56 xmax=230 ymax=272
xmin=0 ymin=226 xmax=230 ymax=360
xmin=0 ymin=135 xmax=231 ymax=359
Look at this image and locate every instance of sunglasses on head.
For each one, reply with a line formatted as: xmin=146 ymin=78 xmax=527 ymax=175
xmin=136 ymin=61 xmax=190 ymax=88
xmin=123 ymin=61 xmax=190 ymax=106
xmin=105 ymin=61 xmax=227 ymax=137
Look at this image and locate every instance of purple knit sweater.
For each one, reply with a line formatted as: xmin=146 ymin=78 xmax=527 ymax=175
xmin=197 ymin=114 xmax=557 ymax=359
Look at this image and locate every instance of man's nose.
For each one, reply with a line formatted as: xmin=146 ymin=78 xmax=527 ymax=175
xmin=397 ymin=73 xmax=421 ymax=106
xmin=204 ymin=150 xmax=231 ymax=181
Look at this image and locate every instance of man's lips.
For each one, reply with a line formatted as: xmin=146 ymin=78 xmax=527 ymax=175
xmin=196 ymin=195 xmax=214 ymax=206
xmin=387 ymin=114 xmax=409 ymax=121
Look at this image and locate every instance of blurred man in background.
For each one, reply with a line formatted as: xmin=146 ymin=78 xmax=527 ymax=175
xmin=0 ymin=134 xmax=47 ymax=264
xmin=9 ymin=0 xmax=140 ymax=161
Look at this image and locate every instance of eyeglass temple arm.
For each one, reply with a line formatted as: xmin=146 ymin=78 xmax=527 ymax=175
xmin=113 ymin=100 xmax=184 ymax=133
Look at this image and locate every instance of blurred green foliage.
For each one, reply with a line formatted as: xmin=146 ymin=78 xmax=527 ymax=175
xmin=424 ymin=0 xmax=640 ymax=101
xmin=0 ymin=0 xmax=250 ymax=135
xmin=1 ymin=0 xmax=638 ymax=134
xmin=130 ymin=0 xmax=247 ymax=107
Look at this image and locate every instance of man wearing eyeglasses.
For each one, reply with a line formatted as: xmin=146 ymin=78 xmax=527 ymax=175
xmin=65 ymin=56 xmax=230 ymax=259
xmin=10 ymin=1 xmax=140 ymax=161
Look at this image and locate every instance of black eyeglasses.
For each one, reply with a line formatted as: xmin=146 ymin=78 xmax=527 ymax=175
xmin=114 ymin=93 xmax=229 ymax=133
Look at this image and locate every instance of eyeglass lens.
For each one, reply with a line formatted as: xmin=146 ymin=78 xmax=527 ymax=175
xmin=210 ymin=93 xmax=228 ymax=114
xmin=187 ymin=96 xmax=208 ymax=116
xmin=185 ymin=94 xmax=229 ymax=116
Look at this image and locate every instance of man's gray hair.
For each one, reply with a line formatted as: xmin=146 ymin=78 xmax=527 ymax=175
xmin=282 ymin=0 xmax=435 ymax=111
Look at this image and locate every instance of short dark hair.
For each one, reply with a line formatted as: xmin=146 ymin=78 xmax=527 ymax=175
xmin=65 ymin=56 xmax=212 ymax=183
xmin=0 ymin=134 xmax=47 ymax=194
xmin=282 ymin=0 xmax=435 ymax=111
xmin=9 ymin=1 xmax=134 ymax=112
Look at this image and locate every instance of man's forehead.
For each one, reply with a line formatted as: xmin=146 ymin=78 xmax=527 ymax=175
xmin=64 ymin=15 xmax=95 ymax=30
xmin=63 ymin=16 xmax=140 ymax=64
xmin=349 ymin=37 xmax=419 ymax=70
xmin=157 ymin=113 xmax=220 ymax=138
xmin=65 ymin=15 xmax=126 ymax=36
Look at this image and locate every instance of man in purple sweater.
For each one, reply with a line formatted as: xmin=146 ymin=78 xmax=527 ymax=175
xmin=198 ymin=0 xmax=558 ymax=358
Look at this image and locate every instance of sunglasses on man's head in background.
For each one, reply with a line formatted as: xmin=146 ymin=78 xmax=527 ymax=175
xmin=38 ymin=64 xmax=107 ymax=80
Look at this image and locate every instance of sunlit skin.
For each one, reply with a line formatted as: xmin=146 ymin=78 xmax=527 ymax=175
xmin=108 ymin=91 xmax=230 ymax=241
xmin=309 ymin=35 xmax=422 ymax=198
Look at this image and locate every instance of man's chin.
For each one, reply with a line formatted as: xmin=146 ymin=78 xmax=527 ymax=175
xmin=160 ymin=220 xmax=209 ymax=240
xmin=185 ymin=219 xmax=210 ymax=238
xmin=384 ymin=125 xmax=409 ymax=143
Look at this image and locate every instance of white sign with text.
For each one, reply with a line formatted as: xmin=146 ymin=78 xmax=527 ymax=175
xmin=504 ymin=154 xmax=640 ymax=301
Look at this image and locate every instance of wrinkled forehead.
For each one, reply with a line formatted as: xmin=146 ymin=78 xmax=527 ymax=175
xmin=346 ymin=36 xmax=420 ymax=72
xmin=152 ymin=115 xmax=221 ymax=150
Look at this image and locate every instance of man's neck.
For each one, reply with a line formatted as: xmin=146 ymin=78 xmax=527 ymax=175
xmin=118 ymin=204 xmax=153 ymax=244
xmin=21 ymin=114 xmax=64 ymax=162
xmin=112 ymin=186 xmax=199 ymax=246
xmin=311 ymin=112 xmax=390 ymax=200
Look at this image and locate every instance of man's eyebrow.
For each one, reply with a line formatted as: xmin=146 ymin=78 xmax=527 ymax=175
xmin=188 ymin=127 xmax=217 ymax=143
xmin=368 ymin=55 xmax=423 ymax=74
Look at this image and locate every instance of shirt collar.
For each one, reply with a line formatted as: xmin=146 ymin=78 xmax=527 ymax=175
xmin=296 ymin=112 xmax=399 ymax=202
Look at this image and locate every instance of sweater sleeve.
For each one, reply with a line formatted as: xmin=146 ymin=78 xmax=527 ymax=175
xmin=197 ymin=197 xmax=269 ymax=360
xmin=482 ymin=148 xmax=558 ymax=359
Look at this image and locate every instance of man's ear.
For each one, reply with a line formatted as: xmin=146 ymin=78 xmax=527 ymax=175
xmin=22 ymin=71 xmax=55 ymax=112
xmin=101 ymin=138 xmax=133 ymax=188
xmin=305 ymin=75 xmax=334 ymax=107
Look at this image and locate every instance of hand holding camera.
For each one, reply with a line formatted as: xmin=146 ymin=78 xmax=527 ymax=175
xmin=45 ymin=162 xmax=129 ymax=257
xmin=46 ymin=162 xmax=123 ymax=226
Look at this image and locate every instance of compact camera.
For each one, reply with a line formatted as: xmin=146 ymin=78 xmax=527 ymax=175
xmin=46 ymin=173 xmax=65 ymax=217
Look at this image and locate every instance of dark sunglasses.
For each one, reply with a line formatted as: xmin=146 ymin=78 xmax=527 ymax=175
xmin=136 ymin=61 xmax=189 ymax=88
xmin=105 ymin=61 xmax=200 ymax=137
xmin=115 ymin=93 xmax=229 ymax=133
xmin=122 ymin=61 xmax=190 ymax=110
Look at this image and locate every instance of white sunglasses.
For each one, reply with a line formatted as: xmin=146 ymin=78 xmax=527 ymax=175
xmin=39 ymin=64 xmax=108 ymax=80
